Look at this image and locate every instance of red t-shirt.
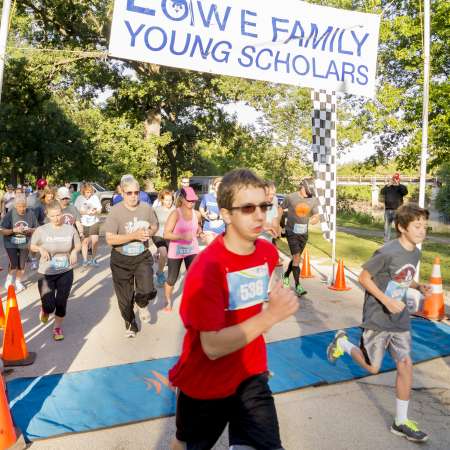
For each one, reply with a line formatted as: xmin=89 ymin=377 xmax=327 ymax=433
xmin=169 ymin=235 xmax=278 ymax=399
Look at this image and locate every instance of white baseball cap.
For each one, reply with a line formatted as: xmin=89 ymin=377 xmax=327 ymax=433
xmin=56 ymin=187 xmax=71 ymax=199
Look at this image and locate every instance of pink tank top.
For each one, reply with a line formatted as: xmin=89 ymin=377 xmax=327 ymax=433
xmin=168 ymin=208 xmax=200 ymax=259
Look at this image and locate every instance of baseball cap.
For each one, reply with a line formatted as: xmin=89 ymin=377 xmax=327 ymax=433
xmin=56 ymin=187 xmax=71 ymax=199
xmin=180 ymin=187 xmax=198 ymax=201
xmin=393 ymin=173 xmax=400 ymax=181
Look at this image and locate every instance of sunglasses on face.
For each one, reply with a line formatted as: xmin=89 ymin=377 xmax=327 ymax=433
xmin=229 ymin=202 xmax=273 ymax=214
xmin=125 ymin=191 xmax=139 ymax=196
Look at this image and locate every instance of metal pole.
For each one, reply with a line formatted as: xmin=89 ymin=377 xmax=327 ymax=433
xmin=418 ymin=0 xmax=430 ymax=209
xmin=0 ymin=0 xmax=12 ymax=103
xmin=415 ymin=0 xmax=430 ymax=282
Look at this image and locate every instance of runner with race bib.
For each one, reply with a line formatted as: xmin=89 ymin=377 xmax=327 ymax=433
xmin=281 ymin=179 xmax=319 ymax=297
xmin=104 ymin=176 xmax=158 ymax=337
xmin=163 ymin=187 xmax=202 ymax=312
xmin=169 ymin=169 xmax=299 ymax=450
xmin=30 ymin=200 xmax=81 ymax=341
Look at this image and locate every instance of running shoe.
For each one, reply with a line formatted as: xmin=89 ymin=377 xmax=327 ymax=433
xmin=40 ymin=308 xmax=49 ymax=324
xmin=282 ymin=276 xmax=290 ymax=288
xmin=125 ymin=320 xmax=138 ymax=338
xmin=91 ymin=258 xmax=100 ymax=267
xmin=138 ymin=305 xmax=151 ymax=323
xmin=327 ymin=329 xmax=348 ymax=363
xmin=53 ymin=327 xmax=64 ymax=341
xmin=15 ymin=280 xmax=26 ymax=294
xmin=390 ymin=420 xmax=428 ymax=442
xmin=294 ymin=283 xmax=307 ymax=297
xmin=82 ymin=259 xmax=90 ymax=267
xmin=156 ymin=272 xmax=166 ymax=286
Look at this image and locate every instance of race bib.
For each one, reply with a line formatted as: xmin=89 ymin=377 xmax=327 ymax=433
xmin=50 ymin=255 xmax=69 ymax=270
xmin=83 ymin=215 xmax=96 ymax=226
xmin=293 ymin=223 xmax=308 ymax=235
xmin=226 ymin=264 xmax=270 ymax=311
xmin=176 ymin=244 xmax=194 ymax=256
xmin=11 ymin=235 xmax=26 ymax=245
xmin=122 ymin=242 xmax=145 ymax=256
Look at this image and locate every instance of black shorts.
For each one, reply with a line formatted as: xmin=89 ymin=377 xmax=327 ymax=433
xmin=175 ymin=373 xmax=282 ymax=450
xmin=6 ymin=247 xmax=29 ymax=270
xmin=83 ymin=222 xmax=100 ymax=237
xmin=152 ymin=236 xmax=168 ymax=249
xmin=285 ymin=231 xmax=308 ymax=256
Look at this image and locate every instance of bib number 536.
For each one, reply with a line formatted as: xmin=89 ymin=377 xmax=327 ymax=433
xmin=240 ymin=280 xmax=264 ymax=301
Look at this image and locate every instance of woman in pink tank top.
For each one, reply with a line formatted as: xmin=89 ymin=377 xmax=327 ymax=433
xmin=163 ymin=187 xmax=202 ymax=311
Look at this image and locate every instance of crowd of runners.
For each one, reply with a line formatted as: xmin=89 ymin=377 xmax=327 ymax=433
xmin=0 ymin=168 xmax=431 ymax=447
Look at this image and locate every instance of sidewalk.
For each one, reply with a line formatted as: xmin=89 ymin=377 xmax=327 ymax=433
xmin=1 ymin=246 xmax=449 ymax=450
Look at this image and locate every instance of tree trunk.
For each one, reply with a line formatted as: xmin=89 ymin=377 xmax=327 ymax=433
xmin=144 ymin=109 xmax=161 ymax=138
xmin=164 ymin=146 xmax=178 ymax=190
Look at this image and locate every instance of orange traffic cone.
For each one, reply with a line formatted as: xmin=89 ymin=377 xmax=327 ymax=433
xmin=328 ymin=259 xmax=351 ymax=291
xmin=300 ymin=248 xmax=314 ymax=279
xmin=1 ymin=289 xmax=36 ymax=367
xmin=421 ymin=257 xmax=446 ymax=320
xmin=0 ymin=295 xmax=5 ymax=330
xmin=5 ymin=285 xmax=18 ymax=320
xmin=0 ymin=375 xmax=26 ymax=450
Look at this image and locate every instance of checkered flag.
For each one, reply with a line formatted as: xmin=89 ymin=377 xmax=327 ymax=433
xmin=311 ymin=89 xmax=337 ymax=242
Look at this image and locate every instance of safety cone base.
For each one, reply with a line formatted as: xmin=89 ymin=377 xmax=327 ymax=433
xmin=328 ymin=285 xmax=351 ymax=291
xmin=300 ymin=274 xmax=314 ymax=279
xmin=2 ymin=351 xmax=36 ymax=367
xmin=412 ymin=312 xmax=448 ymax=322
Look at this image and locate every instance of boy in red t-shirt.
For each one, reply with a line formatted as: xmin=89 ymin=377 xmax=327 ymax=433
xmin=169 ymin=169 xmax=299 ymax=450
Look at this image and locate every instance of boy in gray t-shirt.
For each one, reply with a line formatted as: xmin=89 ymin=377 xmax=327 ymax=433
xmin=327 ymin=203 xmax=431 ymax=443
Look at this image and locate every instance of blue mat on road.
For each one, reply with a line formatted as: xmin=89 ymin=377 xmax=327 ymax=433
xmin=7 ymin=318 xmax=450 ymax=441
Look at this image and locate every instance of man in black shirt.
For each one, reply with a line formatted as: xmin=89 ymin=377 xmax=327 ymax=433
xmin=380 ymin=173 xmax=408 ymax=241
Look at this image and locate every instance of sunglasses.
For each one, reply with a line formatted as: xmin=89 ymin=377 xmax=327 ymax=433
xmin=125 ymin=191 xmax=139 ymax=196
xmin=229 ymin=202 xmax=273 ymax=214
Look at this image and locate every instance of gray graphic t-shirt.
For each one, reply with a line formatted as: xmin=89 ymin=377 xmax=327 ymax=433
xmin=361 ymin=239 xmax=420 ymax=332
xmin=281 ymin=193 xmax=319 ymax=234
xmin=0 ymin=208 xmax=38 ymax=249
xmin=104 ymin=202 xmax=158 ymax=256
xmin=31 ymin=223 xmax=81 ymax=275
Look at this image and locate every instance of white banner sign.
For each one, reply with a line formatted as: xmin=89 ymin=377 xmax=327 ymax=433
xmin=109 ymin=0 xmax=380 ymax=97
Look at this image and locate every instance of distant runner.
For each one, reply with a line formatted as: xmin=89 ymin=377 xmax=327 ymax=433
xmin=163 ymin=187 xmax=202 ymax=312
xmin=30 ymin=200 xmax=81 ymax=341
xmin=199 ymin=177 xmax=225 ymax=245
xmin=104 ymin=176 xmax=158 ymax=337
xmin=281 ymin=180 xmax=319 ymax=296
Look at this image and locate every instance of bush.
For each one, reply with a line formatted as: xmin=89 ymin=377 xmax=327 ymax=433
xmin=337 ymin=185 xmax=372 ymax=202
xmin=435 ymin=163 xmax=450 ymax=217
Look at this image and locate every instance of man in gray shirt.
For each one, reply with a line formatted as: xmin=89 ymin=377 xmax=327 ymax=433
xmin=281 ymin=180 xmax=319 ymax=297
xmin=104 ymin=176 xmax=158 ymax=337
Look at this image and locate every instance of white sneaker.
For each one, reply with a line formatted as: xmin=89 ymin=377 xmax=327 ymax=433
xmin=15 ymin=280 xmax=26 ymax=293
xmin=4 ymin=275 xmax=14 ymax=290
xmin=138 ymin=305 xmax=151 ymax=323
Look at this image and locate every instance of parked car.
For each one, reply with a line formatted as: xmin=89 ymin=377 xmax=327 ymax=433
xmin=69 ymin=182 xmax=115 ymax=213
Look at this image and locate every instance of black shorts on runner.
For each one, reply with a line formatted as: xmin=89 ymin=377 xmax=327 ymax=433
xmin=152 ymin=236 xmax=168 ymax=249
xmin=285 ymin=231 xmax=308 ymax=256
xmin=83 ymin=222 xmax=100 ymax=237
xmin=6 ymin=247 xmax=29 ymax=270
xmin=175 ymin=373 xmax=282 ymax=450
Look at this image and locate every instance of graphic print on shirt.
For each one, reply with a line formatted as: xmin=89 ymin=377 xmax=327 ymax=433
xmin=226 ymin=263 xmax=270 ymax=311
xmin=385 ymin=263 xmax=416 ymax=303
xmin=61 ymin=213 xmax=75 ymax=226
xmin=11 ymin=220 xmax=29 ymax=245
xmin=122 ymin=217 xmax=150 ymax=256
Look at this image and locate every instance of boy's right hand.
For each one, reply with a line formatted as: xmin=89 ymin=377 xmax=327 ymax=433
xmin=266 ymin=281 xmax=299 ymax=324
xmin=385 ymin=297 xmax=405 ymax=314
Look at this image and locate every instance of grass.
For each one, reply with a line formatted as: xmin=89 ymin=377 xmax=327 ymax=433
xmin=278 ymin=225 xmax=449 ymax=289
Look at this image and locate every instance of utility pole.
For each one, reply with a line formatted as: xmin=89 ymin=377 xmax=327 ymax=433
xmin=0 ymin=0 xmax=12 ymax=102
